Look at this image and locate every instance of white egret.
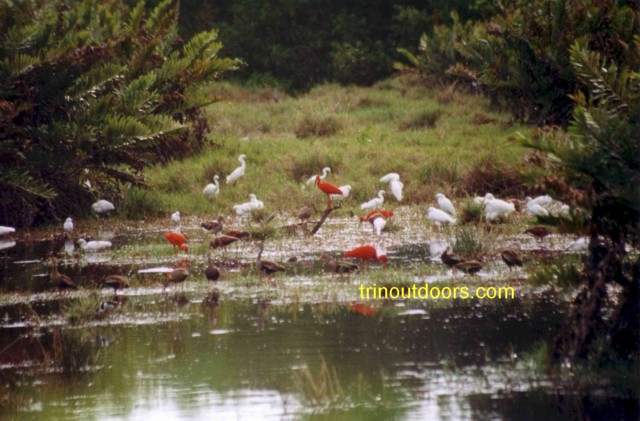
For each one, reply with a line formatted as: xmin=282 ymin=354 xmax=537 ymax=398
xmin=360 ymin=190 xmax=385 ymax=210
xmin=427 ymin=207 xmax=456 ymax=225
xmin=78 ymin=238 xmax=112 ymax=252
xmin=92 ymin=199 xmax=115 ymax=215
xmin=435 ymin=193 xmax=456 ymax=216
xmin=63 ymin=217 xmax=74 ymax=233
xmin=226 ymin=154 xmax=247 ymax=184
xmin=203 ymin=175 xmax=220 ymax=199
xmin=305 ymin=167 xmax=331 ymax=186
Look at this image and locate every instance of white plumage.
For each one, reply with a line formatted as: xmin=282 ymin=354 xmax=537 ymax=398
xmin=233 ymin=193 xmax=264 ymax=216
xmin=305 ymin=167 xmax=331 ymax=186
xmin=63 ymin=217 xmax=74 ymax=233
xmin=525 ymin=197 xmax=549 ymax=216
xmin=171 ymin=211 xmax=181 ymax=224
xmin=567 ymin=236 xmax=588 ymax=252
xmin=380 ymin=173 xmax=403 ymax=201
xmin=435 ymin=193 xmax=456 ymax=216
xmin=372 ymin=215 xmax=386 ymax=235
xmin=379 ymin=172 xmax=400 ymax=183
xmin=248 ymin=193 xmax=264 ymax=210
xmin=360 ymin=190 xmax=385 ymax=210
xmin=0 ymin=226 xmax=16 ymax=236
xmin=203 ymin=175 xmax=220 ymax=199
xmin=226 ymin=154 xmax=247 ymax=184
xmin=78 ymin=238 xmax=112 ymax=251
xmin=484 ymin=196 xmax=515 ymax=221
xmin=427 ymin=207 xmax=456 ymax=225
xmin=527 ymin=195 xmax=553 ymax=207
xmin=92 ymin=199 xmax=115 ymax=214
xmin=330 ymin=184 xmax=351 ymax=201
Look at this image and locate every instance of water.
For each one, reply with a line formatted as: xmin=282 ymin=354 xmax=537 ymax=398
xmin=0 ymin=212 xmax=637 ymax=420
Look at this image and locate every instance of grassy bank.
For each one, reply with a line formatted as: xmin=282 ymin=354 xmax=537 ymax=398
xmin=122 ymin=76 xmax=534 ymax=221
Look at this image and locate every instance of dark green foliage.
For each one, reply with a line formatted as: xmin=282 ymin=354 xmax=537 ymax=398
xmin=524 ymin=39 xmax=640 ymax=364
xmin=0 ymin=0 xmax=240 ymax=226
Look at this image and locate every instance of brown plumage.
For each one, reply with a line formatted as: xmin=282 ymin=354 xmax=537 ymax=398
xmin=49 ymin=258 xmax=77 ymax=291
xmin=209 ymin=234 xmax=240 ymax=249
xmin=500 ymin=249 xmax=523 ymax=271
xmin=525 ymin=226 xmax=551 ymax=241
xmin=320 ymin=253 xmax=359 ymax=277
xmin=164 ymin=261 xmax=189 ymax=291
xmin=205 ymin=252 xmax=220 ymax=282
xmin=454 ymin=260 xmax=483 ymax=275
xmin=224 ymin=229 xmax=251 ymax=240
xmin=298 ymin=205 xmax=313 ymax=225
xmin=256 ymin=241 xmax=285 ymax=281
xmin=440 ymin=246 xmax=465 ymax=268
xmin=201 ymin=216 xmax=224 ymax=236
xmin=104 ymin=275 xmax=130 ymax=294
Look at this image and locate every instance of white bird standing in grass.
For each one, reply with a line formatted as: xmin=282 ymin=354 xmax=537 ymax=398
xmin=380 ymin=173 xmax=403 ymax=201
xmin=525 ymin=197 xmax=549 ymax=217
xmin=92 ymin=199 xmax=115 ymax=215
xmin=528 ymin=195 xmax=553 ymax=207
xmin=78 ymin=238 xmax=112 ymax=252
xmin=171 ymin=211 xmax=181 ymax=224
xmin=361 ymin=190 xmax=385 ymax=210
xmin=63 ymin=217 xmax=74 ymax=233
xmin=484 ymin=194 xmax=515 ymax=221
xmin=233 ymin=193 xmax=264 ymax=216
xmin=248 ymin=193 xmax=264 ymax=210
xmin=305 ymin=167 xmax=331 ymax=187
xmin=427 ymin=207 xmax=456 ymax=225
xmin=435 ymin=193 xmax=456 ymax=217
xmin=330 ymin=185 xmax=351 ymax=202
xmin=226 ymin=154 xmax=247 ymax=184
xmin=203 ymin=175 xmax=220 ymax=199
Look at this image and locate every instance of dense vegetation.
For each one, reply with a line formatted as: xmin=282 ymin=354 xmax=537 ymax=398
xmin=0 ymin=0 xmax=240 ymax=226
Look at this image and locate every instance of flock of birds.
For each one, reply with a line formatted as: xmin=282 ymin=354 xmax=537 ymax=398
xmin=0 ymin=153 xmax=590 ymax=317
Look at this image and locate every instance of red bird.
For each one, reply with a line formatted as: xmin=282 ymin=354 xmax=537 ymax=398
xmin=359 ymin=209 xmax=394 ymax=223
xmin=165 ymin=231 xmax=189 ymax=253
xmin=344 ymin=245 xmax=388 ymax=270
xmin=351 ymin=303 xmax=377 ymax=316
xmin=315 ymin=175 xmax=343 ymax=209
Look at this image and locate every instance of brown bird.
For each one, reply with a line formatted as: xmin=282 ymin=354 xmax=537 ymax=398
xmin=224 ymin=229 xmax=252 ymax=240
xmin=454 ymin=260 xmax=483 ymax=275
xmin=49 ymin=258 xmax=77 ymax=291
xmin=210 ymin=234 xmax=240 ymax=249
xmin=525 ymin=226 xmax=551 ymax=242
xmin=256 ymin=240 xmax=285 ymax=281
xmin=320 ymin=253 xmax=359 ymax=278
xmin=201 ymin=216 xmax=225 ymax=236
xmin=104 ymin=275 xmax=130 ymax=294
xmin=500 ymin=249 xmax=523 ymax=271
xmin=298 ymin=205 xmax=313 ymax=226
xmin=205 ymin=252 xmax=220 ymax=282
xmin=440 ymin=246 xmax=465 ymax=268
xmin=165 ymin=261 xmax=189 ymax=291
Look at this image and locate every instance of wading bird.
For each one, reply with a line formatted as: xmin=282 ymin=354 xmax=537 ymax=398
xmin=360 ymin=190 xmax=385 ymax=210
xmin=165 ymin=261 xmax=189 ymax=291
xmin=171 ymin=211 xmax=181 ymax=224
xmin=525 ymin=197 xmax=549 ymax=217
xmin=203 ymin=175 xmax=220 ymax=199
xmin=78 ymin=238 xmax=112 ymax=252
xmin=525 ymin=226 xmax=551 ymax=242
xmin=330 ymin=185 xmax=352 ymax=203
xmin=454 ymin=259 xmax=483 ymax=275
xmin=440 ymin=246 xmax=464 ymax=268
xmin=315 ymin=175 xmax=344 ymax=209
xmin=256 ymin=241 xmax=286 ymax=281
xmin=305 ymin=167 xmax=331 ymax=186
xmin=209 ymin=234 xmax=240 ymax=250
xmin=500 ymin=249 xmax=523 ymax=272
xmin=49 ymin=258 xmax=77 ymax=291
xmin=226 ymin=154 xmax=247 ymax=184
xmin=63 ymin=217 xmax=74 ymax=233
xmin=380 ymin=173 xmax=404 ymax=201
xmin=165 ymin=231 xmax=189 ymax=253
xmin=0 ymin=226 xmax=15 ymax=236
xmin=483 ymin=195 xmax=515 ymax=221
xmin=104 ymin=275 xmax=130 ymax=294
xmin=320 ymin=253 xmax=359 ymax=279
xmin=92 ymin=199 xmax=115 ymax=215
xmin=427 ymin=207 xmax=456 ymax=225
xmin=435 ymin=193 xmax=456 ymax=217
xmin=205 ymin=252 xmax=220 ymax=282
xmin=201 ymin=216 xmax=225 ymax=236
xmin=344 ymin=245 xmax=388 ymax=271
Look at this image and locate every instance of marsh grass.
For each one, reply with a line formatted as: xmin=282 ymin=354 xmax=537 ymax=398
xmin=125 ymin=76 xmax=531 ymax=221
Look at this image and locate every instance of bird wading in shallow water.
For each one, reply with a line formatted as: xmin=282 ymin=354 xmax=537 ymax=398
xmin=344 ymin=245 xmax=388 ymax=271
xmin=320 ymin=253 xmax=359 ymax=279
xmin=78 ymin=238 xmax=112 ymax=252
xmin=205 ymin=252 xmax=220 ymax=282
xmin=165 ymin=231 xmax=189 ymax=253
xmin=104 ymin=275 xmax=130 ymax=294
xmin=164 ymin=261 xmax=189 ymax=291
xmin=226 ymin=154 xmax=247 ymax=184
xmin=201 ymin=216 xmax=225 ymax=236
xmin=315 ymin=175 xmax=344 ymax=210
xmin=49 ymin=258 xmax=77 ymax=291
xmin=525 ymin=226 xmax=551 ymax=242
xmin=500 ymin=249 xmax=523 ymax=272
xmin=440 ymin=246 xmax=464 ymax=268
xmin=255 ymin=241 xmax=286 ymax=282
xmin=454 ymin=259 xmax=483 ymax=275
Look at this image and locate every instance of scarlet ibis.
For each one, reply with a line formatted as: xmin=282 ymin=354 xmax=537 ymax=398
xmin=256 ymin=240 xmax=286 ymax=281
xmin=49 ymin=258 xmax=77 ymax=291
xmin=454 ymin=259 xmax=483 ymax=275
xmin=525 ymin=197 xmax=549 ymax=216
xmin=344 ymin=245 xmax=387 ymax=270
xmin=351 ymin=303 xmax=377 ymax=316
xmin=92 ymin=199 xmax=115 ymax=215
xmin=226 ymin=154 xmax=246 ymax=183
xmin=165 ymin=231 xmax=189 ymax=253
xmin=171 ymin=211 xmax=181 ymax=224
xmin=360 ymin=190 xmax=385 ymax=210
xmin=63 ymin=217 xmax=74 ymax=233
xmin=525 ymin=226 xmax=551 ymax=241
xmin=440 ymin=246 xmax=465 ymax=268
xmin=201 ymin=216 xmax=224 ymax=236
xmin=320 ymin=253 xmax=359 ymax=277
xmin=209 ymin=234 xmax=239 ymax=249
xmin=500 ymin=249 xmax=523 ymax=271
xmin=436 ymin=193 xmax=456 ymax=217
xmin=203 ymin=175 xmax=220 ymax=199
xmin=205 ymin=252 xmax=220 ymax=281
xmin=359 ymin=209 xmax=394 ymax=223
xmin=315 ymin=175 xmax=344 ymax=209
xmin=380 ymin=173 xmax=404 ymax=201
xmin=104 ymin=275 xmax=130 ymax=294
xmin=427 ymin=207 xmax=456 ymax=225
xmin=305 ymin=166 xmax=331 ymax=186
xmin=0 ymin=226 xmax=15 ymax=236
xmin=484 ymin=195 xmax=515 ymax=221
xmin=78 ymin=238 xmax=112 ymax=252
